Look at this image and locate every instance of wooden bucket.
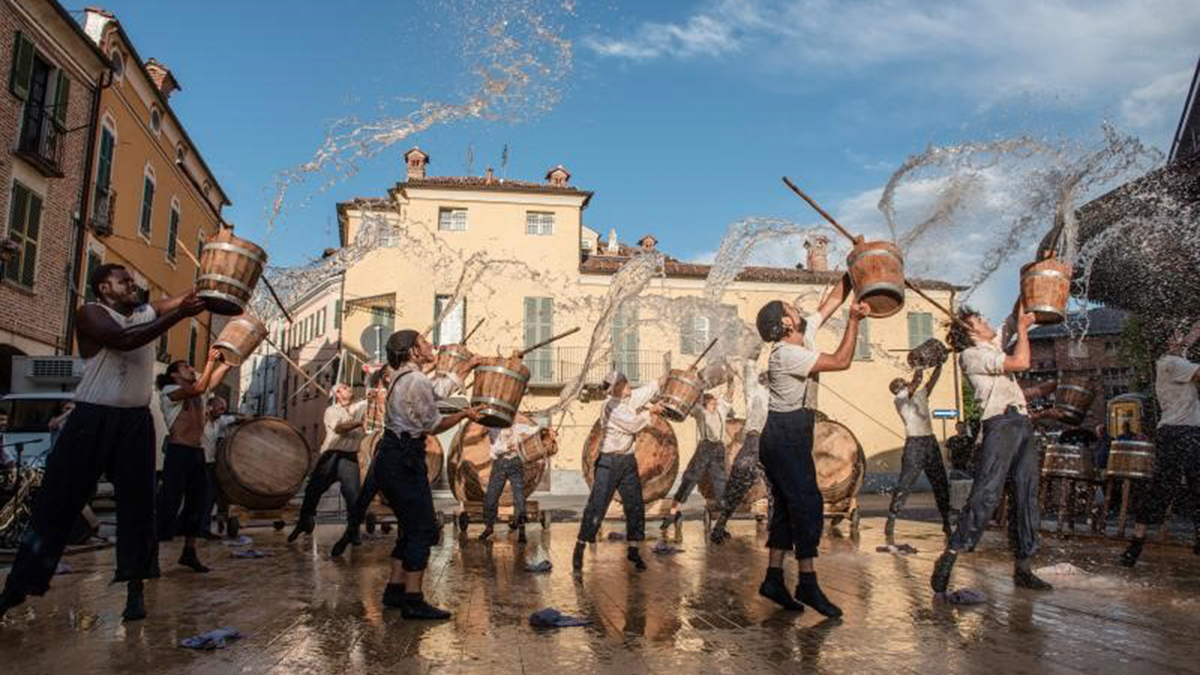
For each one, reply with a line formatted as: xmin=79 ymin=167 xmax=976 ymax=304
xmin=358 ymin=430 xmax=443 ymax=489
xmin=1041 ymin=443 xmax=1094 ymax=479
xmin=813 ymin=419 xmax=865 ymax=508
xmin=1106 ymin=440 xmax=1155 ymax=480
xmin=1054 ymin=376 xmax=1095 ymax=426
xmin=470 ymin=355 xmax=530 ymax=428
xmin=362 ymin=386 xmax=388 ymax=433
xmin=582 ymin=414 xmax=680 ymax=504
xmin=1019 ymin=256 xmax=1072 ymax=325
xmin=698 ymin=419 xmax=769 ymax=505
xmin=908 ymin=338 xmax=949 ymax=369
xmin=212 ymin=314 xmax=267 ymax=366
xmin=197 ymin=228 xmax=268 ymax=316
xmin=216 ymin=417 xmax=311 ymax=510
xmin=518 ymin=429 xmax=558 ymax=464
xmin=434 ymin=344 xmax=474 ymax=380
xmin=659 ymin=368 xmax=704 ymax=422
xmin=448 ymin=415 xmax=546 ymax=504
xmin=847 ymin=240 xmax=905 ymax=319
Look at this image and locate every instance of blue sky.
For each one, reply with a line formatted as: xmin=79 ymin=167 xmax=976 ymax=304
xmin=90 ymin=1 xmax=1198 ymax=318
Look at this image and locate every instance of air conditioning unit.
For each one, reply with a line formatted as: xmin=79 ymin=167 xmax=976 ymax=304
xmin=25 ymin=356 xmax=84 ymax=383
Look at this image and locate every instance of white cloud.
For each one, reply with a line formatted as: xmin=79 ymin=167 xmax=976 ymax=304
xmin=584 ymin=11 xmax=742 ymax=60
xmin=1120 ymin=69 xmax=1194 ymax=128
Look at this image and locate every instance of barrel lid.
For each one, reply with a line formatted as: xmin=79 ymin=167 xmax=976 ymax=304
xmin=225 ymin=418 xmax=310 ymax=495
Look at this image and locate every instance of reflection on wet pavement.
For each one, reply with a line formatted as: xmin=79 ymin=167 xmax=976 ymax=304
xmin=2 ymin=517 xmax=1199 ymax=674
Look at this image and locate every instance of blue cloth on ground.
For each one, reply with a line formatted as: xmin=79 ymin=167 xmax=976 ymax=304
xmin=525 ymin=559 xmax=552 ymax=573
xmin=936 ymin=589 xmax=987 ymax=605
xmin=652 ymin=540 xmax=682 ymax=555
xmin=529 ymin=608 xmax=590 ymax=628
xmin=179 ymin=627 xmax=245 ymax=650
xmin=230 ymin=549 xmax=271 ymax=559
xmin=222 ymin=535 xmax=253 ymax=547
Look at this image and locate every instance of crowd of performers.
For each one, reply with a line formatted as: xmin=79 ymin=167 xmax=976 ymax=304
xmin=1 ymin=262 xmax=1198 ymax=624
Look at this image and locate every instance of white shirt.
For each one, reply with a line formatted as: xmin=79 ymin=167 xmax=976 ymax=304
xmin=385 ymin=365 xmax=460 ymax=437
xmin=1156 ymin=355 xmax=1200 ymax=427
xmin=488 ymin=423 xmax=540 ymax=460
xmin=894 ymin=388 xmax=934 ymax=437
xmin=201 ymin=414 xmax=237 ymax=463
xmin=321 ymin=400 xmax=368 ymax=453
xmin=767 ymin=311 xmax=822 ymax=413
xmin=598 ymin=382 xmax=659 ymax=455
xmin=692 ymin=399 xmax=732 ymax=442
xmin=959 ymin=334 xmax=1027 ymax=421
xmin=74 ymin=303 xmax=157 ymax=408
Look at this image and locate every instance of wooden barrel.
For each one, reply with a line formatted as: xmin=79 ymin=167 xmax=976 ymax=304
xmin=1042 ymin=443 xmax=1094 ymax=479
xmin=196 ymin=228 xmax=268 ymax=316
xmin=518 ymin=428 xmax=558 ymax=464
xmin=1106 ymin=440 xmax=1155 ymax=480
xmin=582 ymin=414 xmax=680 ymax=503
xmin=1019 ymin=256 xmax=1071 ymax=325
xmin=362 ymin=387 xmax=387 ymax=433
xmin=847 ymin=240 xmax=905 ymax=319
xmin=212 ymin=314 xmax=267 ymax=366
xmin=216 ymin=417 xmax=311 ymax=510
xmin=470 ymin=355 xmax=530 ymax=428
xmin=907 ymin=338 xmax=949 ymax=369
xmin=698 ymin=419 xmax=769 ymax=505
xmin=448 ymin=415 xmax=546 ymax=504
xmin=434 ymin=344 xmax=474 ymax=381
xmin=813 ymin=419 xmax=865 ymax=507
xmin=358 ymin=430 xmax=443 ymax=488
xmin=659 ymin=369 xmax=704 ymax=422
xmin=1054 ymin=376 xmax=1096 ymax=426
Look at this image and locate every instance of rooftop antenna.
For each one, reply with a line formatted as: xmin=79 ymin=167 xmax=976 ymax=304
xmin=501 ymin=143 xmax=510 ymax=179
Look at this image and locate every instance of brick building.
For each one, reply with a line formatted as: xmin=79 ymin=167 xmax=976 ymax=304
xmin=0 ymin=0 xmax=109 ymax=394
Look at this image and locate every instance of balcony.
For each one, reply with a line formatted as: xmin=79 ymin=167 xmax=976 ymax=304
xmin=15 ymin=107 xmax=64 ymax=178
xmin=91 ymin=187 xmax=115 ymax=236
xmin=522 ymin=345 xmax=670 ymax=388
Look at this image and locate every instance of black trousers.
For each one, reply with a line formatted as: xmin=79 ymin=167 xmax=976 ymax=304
xmin=674 ymin=440 xmax=727 ymax=504
xmin=298 ymin=451 xmax=361 ymax=522
xmin=760 ymin=409 xmax=823 ymax=559
xmin=482 ymin=455 xmax=526 ymax=525
xmin=4 ymin=402 xmax=159 ymax=596
xmin=157 ymin=443 xmax=208 ymax=540
xmin=719 ymin=432 xmax=765 ymax=521
xmin=578 ymin=453 xmax=644 ymax=543
xmin=1135 ymin=425 xmax=1200 ymax=526
xmin=375 ymin=431 xmax=438 ymax=571
xmin=949 ymin=410 xmax=1039 ymax=559
xmin=888 ymin=435 xmax=952 ymax=521
xmin=346 ymin=450 xmax=381 ymax=528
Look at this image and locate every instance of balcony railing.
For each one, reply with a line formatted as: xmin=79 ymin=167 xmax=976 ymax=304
xmin=15 ymin=107 xmax=63 ymax=177
xmin=91 ymin=187 xmax=115 ymax=236
xmin=521 ymin=346 xmax=670 ymax=388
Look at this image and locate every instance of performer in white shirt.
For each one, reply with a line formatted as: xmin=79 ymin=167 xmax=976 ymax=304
xmin=710 ymin=364 xmax=770 ymax=544
xmin=479 ymin=423 xmax=551 ymax=543
xmin=200 ymin=396 xmax=238 ymax=538
xmin=288 ymin=384 xmax=369 ymax=543
xmin=885 ymin=361 xmax=953 ymax=540
xmin=660 ymin=383 xmax=733 ymax=534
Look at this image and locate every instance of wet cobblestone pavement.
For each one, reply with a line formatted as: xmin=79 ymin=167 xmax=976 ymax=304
xmin=2 ymin=517 xmax=1199 ymax=674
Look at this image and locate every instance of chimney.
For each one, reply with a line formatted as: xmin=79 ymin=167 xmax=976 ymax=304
xmin=144 ymin=58 xmax=180 ymax=99
xmin=484 ymin=167 xmax=495 ymax=185
xmin=804 ymin=235 xmax=829 ymax=272
xmin=404 ymin=147 xmax=429 ymax=180
xmin=636 ymin=234 xmax=657 ymax=251
xmin=545 ymin=164 xmax=571 ymax=187
xmin=606 ymin=229 xmax=619 ymax=255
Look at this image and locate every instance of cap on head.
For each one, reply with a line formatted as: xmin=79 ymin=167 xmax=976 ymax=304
xmin=386 ymin=329 xmax=420 ymax=368
xmin=602 ymin=370 xmax=627 ymax=393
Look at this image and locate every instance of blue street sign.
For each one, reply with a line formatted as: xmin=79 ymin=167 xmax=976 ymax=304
xmin=932 ymin=409 xmax=958 ymax=419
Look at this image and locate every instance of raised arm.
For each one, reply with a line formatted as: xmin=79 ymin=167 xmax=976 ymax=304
xmin=166 ymin=349 xmax=223 ymax=401
xmin=922 ymin=362 xmax=943 ymax=396
xmin=629 ymin=382 xmax=660 ymax=411
xmin=816 ymin=272 xmax=854 ymax=327
xmin=76 ymin=291 xmax=205 ymax=355
xmin=811 ymin=301 xmax=869 ymax=374
xmin=1002 ymin=304 xmax=1036 ymax=373
xmin=906 ymin=368 xmax=925 ymax=398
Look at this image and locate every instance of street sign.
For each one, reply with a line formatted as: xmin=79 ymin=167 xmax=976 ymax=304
xmin=932 ymin=409 xmax=958 ymax=419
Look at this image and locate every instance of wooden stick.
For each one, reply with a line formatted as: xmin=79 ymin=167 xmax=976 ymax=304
xmin=462 ymin=318 xmax=485 ymax=345
xmin=904 ymin=280 xmax=970 ymax=329
xmin=687 ymin=338 xmax=719 ymax=372
xmin=782 ymin=177 xmax=859 ymax=244
xmin=260 ymin=275 xmax=294 ymax=324
xmin=176 ymin=237 xmax=202 ymax=267
xmin=263 ymin=334 xmax=330 ymax=397
xmin=519 ymin=326 xmax=580 ymax=358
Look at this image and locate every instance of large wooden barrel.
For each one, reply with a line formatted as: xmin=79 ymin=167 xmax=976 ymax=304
xmin=847 ymin=240 xmax=905 ymax=318
xmin=582 ymin=414 xmax=680 ymax=503
xmin=434 ymin=344 xmax=474 ymax=381
xmin=212 ymin=314 xmax=267 ymax=366
xmin=1106 ymin=440 xmax=1155 ymax=480
xmin=470 ymin=355 xmax=530 ymax=428
xmin=698 ymin=419 xmax=769 ymax=505
xmin=1042 ymin=443 xmax=1094 ymax=479
xmin=196 ymin=228 xmax=268 ymax=316
xmin=448 ymin=415 xmax=546 ymax=504
xmin=357 ymin=430 xmax=444 ymax=488
xmin=216 ymin=418 xmax=311 ymax=510
xmin=1054 ymin=376 xmax=1095 ymax=426
xmin=813 ymin=419 xmax=865 ymax=508
xmin=908 ymin=338 xmax=949 ymax=369
xmin=1019 ymin=256 xmax=1071 ymax=325
xmin=659 ymin=369 xmax=704 ymax=422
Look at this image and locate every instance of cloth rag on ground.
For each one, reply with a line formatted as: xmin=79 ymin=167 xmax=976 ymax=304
xmin=179 ymin=627 xmax=245 ymax=650
xmin=605 ymin=531 xmax=626 ymax=541
xmin=935 ymin=589 xmax=987 ymax=605
xmin=222 ymin=535 xmax=253 ymax=547
xmin=529 ymin=608 xmax=591 ymax=628
xmin=875 ymin=543 xmax=919 ymax=555
xmin=652 ymin=540 xmax=683 ymax=555
xmin=524 ymin=560 xmax=553 ymax=573
xmin=1034 ymin=562 xmax=1086 ymax=576
xmin=230 ymin=549 xmax=271 ymax=559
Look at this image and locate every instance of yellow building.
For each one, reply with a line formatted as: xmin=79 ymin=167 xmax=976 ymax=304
xmin=335 ymin=148 xmax=963 ymax=495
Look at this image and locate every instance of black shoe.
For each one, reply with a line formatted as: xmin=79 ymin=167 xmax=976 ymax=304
xmin=479 ymin=525 xmax=494 ymax=541
xmin=1121 ymin=538 xmax=1145 ymax=568
xmin=287 ymin=517 xmax=314 ymax=543
xmin=517 ymin=526 xmax=527 ymax=544
xmin=331 ymin=526 xmax=358 ymax=558
xmin=122 ymin=581 xmax=146 ymax=622
xmin=382 ymin=582 xmax=406 ymax=608
xmin=400 ymin=595 xmax=451 ymax=620
xmin=0 ymin=586 xmax=27 ymax=619
xmin=758 ymin=574 xmax=804 ymax=611
xmin=1013 ymin=569 xmax=1053 ymax=591
xmin=179 ymin=547 xmax=210 ymax=573
xmin=709 ymin=524 xmax=730 ymax=544
xmin=931 ymin=550 xmax=957 ymax=594
xmin=572 ymin=543 xmax=585 ymax=572
xmin=627 ymin=548 xmax=647 ymax=571
xmin=796 ymin=574 xmax=842 ymax=619
xmin=660 ymin=512 xmax=681 ymax=531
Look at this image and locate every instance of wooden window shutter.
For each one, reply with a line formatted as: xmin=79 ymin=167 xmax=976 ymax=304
xmin=907 ymin=312 xmax=919 ymax=349
xmin=9 ymin=32 xmax=34 ymax=101
xmin=53 ymin=70 xmax=70 ymax=127
xmin=679 ymin=314 xmax=695 ymax=355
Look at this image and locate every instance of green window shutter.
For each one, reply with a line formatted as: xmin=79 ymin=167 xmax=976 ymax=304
xmin=921 ymin=313 xmax=933 ymax=345
xmin=334 ymin=300 xmax=343 ymax=329
xmin=166 ymin=210 xmax=179 ymax=260
xmin=53 ymin=70 xmax=69 ymax=127
xmin=140 ymin=178 xmax=154 ymax=236
xmin=97 ymin=129 xmax=114 ymax=188
xmin=9 ymin=32 xmax=34 ymax=101
xmin=679 ymin=314 xmax=695 ymax=355
xmin=907 ymin=312 xmax=919 ymax=349
xmin=845 ymin=310 xmax=871 ymax=360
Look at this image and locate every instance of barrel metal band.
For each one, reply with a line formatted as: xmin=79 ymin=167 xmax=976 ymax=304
xmin=213 ymin=340 xmax=247 ymax=358
xmin=1026 ymin=305 xmax=1065 ymax=317
xmin=1057 ymin=403 xmax=1088 ymax=415
xmin=471 ymin=396 xmax=517 ymax=413
xmin=1058 ymin=384 xmax=1091 ymax=395
xmin=203 ymin=241 xmax=268 ymax=263
xmin=856 ymin=281 xmax=905 ymax=297
xmin=848 ymin=248 xmax=905 ymax=268
xmin=1024 ymin=269 xmax=1067 ymax=280
xmin=196 ymin=289 xmax=247 ymax=309
xmin=477 ymin=365 xmax=530 ymax=383
xmin=666 ymin=374 xmax=701 ymax=388
xmin=198 ymin=273 xmax=253 ymax=294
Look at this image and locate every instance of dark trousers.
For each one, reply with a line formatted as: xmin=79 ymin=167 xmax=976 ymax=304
xmin=482 ymin=455 xmax=526 ymax=526
xmin=760 ymin=409 xmax=823 ymax=559
xmin=4 ymin=402 xmax=159 ymax=596
xmin=888 ymin=435 xmax=952 ymax=521
xmin=674 ymin=440 xmax=727 ymax=504
xmin=203 ymin=463 xmax=229 ymax=533
xmin=298 ymin=451 xmax=361 ymax=522
xmin=578 ymin=453 xmax=644 ymax=543
xmin=719 ymin=432 xmax=764 ymax=521
xmin=1135 ymin=425 xmax=1200 ymax=526
xmin=157 ymin=443 xmax=208 ymax=540
xmin=347 ymin=451 xmax=380 ymax=528
xmin=949 ymin=410 xmax=1039 ymax=559
xmin=375 ymin=431 xmax=437 ymax=571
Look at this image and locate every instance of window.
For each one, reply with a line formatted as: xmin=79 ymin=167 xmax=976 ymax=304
xmin=175 ymin=144 xmax=187 ymax=164
xmin=188 ymin=323 xmax=198 ymax=366
xmin=166 ymin=202 xmax=180 ymax=262
xmin=438 ymin=208 xmax=467 ymax=232
xmin=334 ymin=299 xmax=343 ymax=329
xmin=149 ymin=106 xmax=162 ymax=134
xmin=526 ymin=211 xmax=554 ymax=236
xmin=524 ymin=297 xmax=554 ymax=381
xmin=4 ymin=181 xmax=43 ymax=288
xmin=84 ymin=249 xmax=103 ymax=302
xmin=139 ymin=170 xmax=155 ymax=239
xmin=907 ymin=312 xmax=934 ymax=349
xmin=317 ymin=308 xmax=326 ymax=337
xmin=679 ymin=314 xmax=710 ymax=355
xmin=1067 ymin=340 xmax=1089 ymax=359
xmin=93 ymin=126 xmax=115 ymax=220
xmin=844 ymin=311 xmax=871 ymax=360
xmin=365 ymin=306 xmax=394 ymax=362
xmin=433 ymin=295 xmax=465 ymax=346
xmin=110 ymin=50 xmax=124 ymax=80
xmin=156 ymin=332 xmax=169 ymax=363
xmin=11 ymin=34 xmax=67 ymax=173
xmin=1104 ymin=341 xmax=1116 ymax=356
xmin=612 ymin=305 xmax=640 ymax=382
